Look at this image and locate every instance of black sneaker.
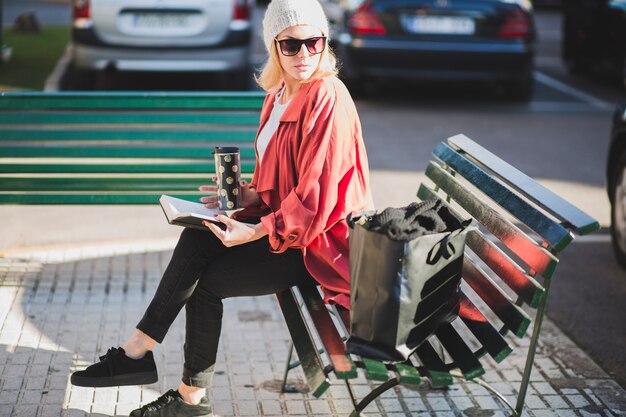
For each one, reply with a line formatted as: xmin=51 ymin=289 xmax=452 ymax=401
xmin=71 ymin=347 xmax=158 ymax=387
xmin=129 ymin=389 xmax=212 ymax=417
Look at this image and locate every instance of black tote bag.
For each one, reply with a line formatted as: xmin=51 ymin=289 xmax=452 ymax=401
xmin=346 ymin=199 xmax=471 ymax=362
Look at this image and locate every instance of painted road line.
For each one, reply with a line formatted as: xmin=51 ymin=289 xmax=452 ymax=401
xmin=573 ymin=234 xmax=612 ymax=244
xmin=529 ymin=102 xmax=611 ymax=112
xmin=534 ymin=71 xmax=614 ymax=111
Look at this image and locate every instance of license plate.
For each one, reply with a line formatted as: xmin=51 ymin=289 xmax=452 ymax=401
xmin=401 ymin=15 xmax=475 ymax=35
xmin=132 ymin=13 xmax=190 ymax=29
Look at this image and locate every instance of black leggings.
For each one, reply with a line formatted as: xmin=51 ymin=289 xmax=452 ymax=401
xmin=136 ymin=227 xmax=316 ymax=387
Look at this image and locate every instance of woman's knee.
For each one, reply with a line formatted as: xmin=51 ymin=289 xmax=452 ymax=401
xmin=186 ymin=285 xmax=223 ymax=319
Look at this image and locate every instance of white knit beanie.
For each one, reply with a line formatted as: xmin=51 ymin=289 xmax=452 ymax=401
xmin=262 ymin=0 xmax=330 ymax=52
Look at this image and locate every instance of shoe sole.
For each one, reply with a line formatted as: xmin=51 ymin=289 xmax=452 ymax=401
xmin=71 ymin=370 xmax=158 ymax=387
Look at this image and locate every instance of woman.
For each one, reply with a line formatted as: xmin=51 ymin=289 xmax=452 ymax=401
xmin=70 ymin=0 xmax=371 ymax=415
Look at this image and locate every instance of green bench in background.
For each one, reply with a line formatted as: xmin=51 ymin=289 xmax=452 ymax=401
xmin=277 ymin=134 xmax=599 ymax=417
xmin=0 ymin=91 xmax=264 ymax=204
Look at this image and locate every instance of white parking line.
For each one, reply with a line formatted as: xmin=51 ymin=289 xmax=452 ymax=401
xmin=573 ymin=234 xmax=612 ymax=244
xmin=534 ymin=71 xmax=615 ymax=111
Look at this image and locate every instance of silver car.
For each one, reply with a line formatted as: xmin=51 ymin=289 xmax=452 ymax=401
xmin=70 ymin=0 xmax=251 ymax=82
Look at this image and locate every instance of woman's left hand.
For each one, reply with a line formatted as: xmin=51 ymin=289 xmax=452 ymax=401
xmin=203 ymin=215 xmax=266 ymax=247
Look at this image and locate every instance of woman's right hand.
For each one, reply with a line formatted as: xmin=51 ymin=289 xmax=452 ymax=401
xmin=199 ymin=177 xmax=261 ymax=209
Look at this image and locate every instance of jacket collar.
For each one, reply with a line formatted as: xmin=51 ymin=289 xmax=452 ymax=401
xmin=259 ymin=80 xmax=317 ymax=127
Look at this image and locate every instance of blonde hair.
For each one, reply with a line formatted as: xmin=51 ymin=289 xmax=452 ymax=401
xmin=255 ymin=39 xmax=338 ymax=93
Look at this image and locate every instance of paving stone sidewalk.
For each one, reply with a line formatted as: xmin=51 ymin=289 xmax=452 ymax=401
xmin=0 ymin=241 xmax=625 ymax=417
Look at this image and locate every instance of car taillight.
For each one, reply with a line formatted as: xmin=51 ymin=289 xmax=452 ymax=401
xmin=348 ymin=2 xmax=386 ymax=35
xmin=498 ymin=8 xmax=531 ymax=40
xmin=233 ymin=0 xmax=250 ymax=21
xmin=72 ymin=0 xmax=90 ymax=20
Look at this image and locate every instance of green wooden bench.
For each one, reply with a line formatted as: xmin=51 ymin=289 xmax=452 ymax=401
xmin=0 ymin=91 xmax=265 ymax=204
xmin=1 ymin=93 xmax=601 ymax=416
xmin=277 ymin=134 xmax=600 ymax=417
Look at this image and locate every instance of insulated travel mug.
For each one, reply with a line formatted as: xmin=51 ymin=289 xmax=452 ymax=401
xmin=213 ymin=147 xmax=241 ymax=209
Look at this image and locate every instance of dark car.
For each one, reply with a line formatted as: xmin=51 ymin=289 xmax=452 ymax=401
xmin=562 ymin=0 xmax=626 ymax=87
xmin=323 ymin=0 xmax=537 ymax=100
xmin=607 ymin=100 xmax=626 ymax=267
xmin=532 ymin=0 xmax=561 ymax=8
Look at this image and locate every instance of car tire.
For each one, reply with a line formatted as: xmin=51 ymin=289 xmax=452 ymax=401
xmin=610 ymin=150 xmax=626 ymax=268
xmin=566 ymin=59 xmax=591 ymax=75
xmin=62 ymin=64 xmax=96 ymax=90
xmin=503 ymin=70 xmax=534 ymax=101
xmin=229 ymin=69 xmax=251 ymax=91
xmin=344 ymin=77 xmax=365 ymax=98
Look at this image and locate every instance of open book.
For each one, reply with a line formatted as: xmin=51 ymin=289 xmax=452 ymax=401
xmin=159 ymin=195 xmax=227 ymax=231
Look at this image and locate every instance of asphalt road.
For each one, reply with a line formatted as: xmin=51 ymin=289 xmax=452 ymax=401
xmin=2 ymin=0 xmax=626 ymax=390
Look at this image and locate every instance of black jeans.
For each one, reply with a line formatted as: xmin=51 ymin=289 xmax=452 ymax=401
xmin=136 ymin=227 xmax=316 ymax=387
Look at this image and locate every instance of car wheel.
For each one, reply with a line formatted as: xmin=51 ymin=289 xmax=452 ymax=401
xmin=565 ymin=58 xmax=591 ymax=75
xmin=227 ymin=69 xmax=251 ymax=91
xmin=503 ymin=70 xmax=534 ymax=101
xmin=344 ymin=76 xmax=366 ymax=98
xmin=610 ymin=151 xmax=626 ymax=268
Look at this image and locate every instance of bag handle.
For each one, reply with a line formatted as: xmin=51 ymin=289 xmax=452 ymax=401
xmin=425 ymin=219 xmax=473 ymax=265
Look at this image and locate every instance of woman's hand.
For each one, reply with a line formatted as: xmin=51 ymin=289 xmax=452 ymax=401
xmin=198 ymin=177 xmax=261 ymax=209
xmin=203 ymin=215 xmax=267 ymax=247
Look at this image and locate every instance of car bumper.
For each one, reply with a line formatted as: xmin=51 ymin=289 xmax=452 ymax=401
xmin=72 ymin=43 xmax=250 ymax=72
xmin=336 ymin=35 xmax=534 ymax=81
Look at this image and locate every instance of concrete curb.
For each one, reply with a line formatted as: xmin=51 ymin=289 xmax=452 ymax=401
xmin=43 ymin=44 xmax=72 ymax=91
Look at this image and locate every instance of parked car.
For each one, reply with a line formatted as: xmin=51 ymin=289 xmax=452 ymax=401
xmin=562 ymin=0 xmax=626 ymax=87
xmin=531 ymin=0 xmax=561 ymax=8
xmin=322 ymin=0 xmax=537 ymax=100
xmin=70 ymin=0 xmax=252 ymax=87
xmin=607 ymin=100 xmax=626 ymax=268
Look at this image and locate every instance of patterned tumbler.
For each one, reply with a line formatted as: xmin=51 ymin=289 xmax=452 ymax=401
xmin=214 ymin=147 xmax=241 ymax=209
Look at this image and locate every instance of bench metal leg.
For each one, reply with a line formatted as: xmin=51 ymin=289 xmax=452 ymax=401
xmin=457 ymin=372 xmax=519 ymax=417
xmin=348 ymin=378 xmax=401 ymax=417
xmin=514 ymin=276 xmax=552 ymax=417
xmin=281 ymin=342 xmax=299 ymax=394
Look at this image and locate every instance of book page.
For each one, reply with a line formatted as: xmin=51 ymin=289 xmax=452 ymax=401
xmin=160 ymin=195 xmax=226 ymax=224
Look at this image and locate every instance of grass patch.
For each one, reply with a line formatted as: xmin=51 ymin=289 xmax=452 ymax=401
xmin=1 ymin=25 xmax=69 ymax=90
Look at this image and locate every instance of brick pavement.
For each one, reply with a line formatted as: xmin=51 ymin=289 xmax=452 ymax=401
xmin=0 ymin=240 xmax=625 ymax=417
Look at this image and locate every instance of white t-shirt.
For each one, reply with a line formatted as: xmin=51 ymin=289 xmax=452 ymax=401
xmin=256 ymin=88 xmax=290 ymax=163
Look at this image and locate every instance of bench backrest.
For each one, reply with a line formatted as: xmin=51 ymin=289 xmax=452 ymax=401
xmin=414 ymin=134 xmax=599 ymax=383
xmin=0 ymin=92 xmax=265 ymax=204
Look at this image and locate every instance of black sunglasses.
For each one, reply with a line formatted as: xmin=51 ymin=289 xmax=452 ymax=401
xmin=274 ymin=36 xmax=327 ymax=56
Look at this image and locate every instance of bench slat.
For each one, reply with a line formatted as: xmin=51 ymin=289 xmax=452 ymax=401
xmin=394 ymin=363 xmax=421 ymax=385
xmin=0 ymin=163 xmax=256 ymax=174
xmin=276 ymin=289 xmax=331 ymax=398
xmin=414 ymin=342 xmax=454 ymax=388
xmin=0 ymin=192 xmax=206 ymax=204
xmin=0 ymin=177 xmax=216 ymax=192
xmin=435 ymin=323 xmax=485 ymax=380
xmin=419 ymin=167 xmax=558 ymax=279
xmin=458 ymin=292 xmax=512 ymax=363
xmin=462 ymin=257 xmax=531 ymax=338
xmin=0 ymin=91 xmax=266 ymax=109
xmin=448 ymin=134 xmax=600 ymax=236
xmin=361 ymin=358 xmax=389 ymax=382
xmin=0 ymin=146 xmax=257 ymax=159
xmin=432 ymin=144 xmax=573 ymax=251
xmin=297 ymin=286 xmax=357 ymax=379
xmin=466 ymin=231 xmax=544 ymax=308
xmin=0 ymin=112 xmax=260 ymax=125
xmin=0 ymin=129 xmax=257 ymax=142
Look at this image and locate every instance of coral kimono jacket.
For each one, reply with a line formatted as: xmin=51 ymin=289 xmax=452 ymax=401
xmin=244 ymin=76 xmax=371 ymax=310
